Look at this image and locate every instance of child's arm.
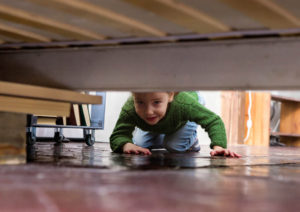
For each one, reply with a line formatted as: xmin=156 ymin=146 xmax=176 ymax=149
xmin=123 ymin=143 xmax=152 ymax=155
xmin=188 ymin=102 xmax=236 ymax=154
xmin=110 ymin=103 xmax=149 ymax=154
xmin=111 ymin=120 xmax=152 ymax=155
xmin=110 ymin=114 xmax=136 ymax=153
xmin=210 ymin=146 xmax=241 ymax=158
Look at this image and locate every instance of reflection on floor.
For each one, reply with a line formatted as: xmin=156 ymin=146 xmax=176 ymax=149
xmin=1 ymin=142 xmax=300 ymax=212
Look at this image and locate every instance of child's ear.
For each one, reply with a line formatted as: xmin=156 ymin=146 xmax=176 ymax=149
xmin=168 ymin=92 xmax=175 ymax=102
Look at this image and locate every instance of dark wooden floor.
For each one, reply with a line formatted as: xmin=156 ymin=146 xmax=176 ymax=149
xmin=1 ymin=141 xmax=300 ymax=212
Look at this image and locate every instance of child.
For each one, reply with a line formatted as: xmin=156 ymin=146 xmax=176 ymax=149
xmin=110 ymin=91 xmax=241 ymax=158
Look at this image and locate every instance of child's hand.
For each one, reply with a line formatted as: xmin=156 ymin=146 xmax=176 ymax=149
xmin=123 ymin=143 xmax=152 ymax=155
xmin=210 ymin=146 xmax=241 ymax=158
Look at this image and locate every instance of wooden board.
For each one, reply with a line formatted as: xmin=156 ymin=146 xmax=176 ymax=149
xmin=0 ymin=0 xmax=299 ymax=44
xmin=219 ymin=0 xmax=300 ymax=29
xmin=271 ymin=94 xmax=300 ymax=103
xmin=2 ymin=36 xmax=300 ymax=91
xmin=279 ymin=101 xmax=300 ymax=146
xmin=0 ymin=22 xmax=49 ymax=42
xmin=244 ymin=92 xmax=271 ymax=146
xmin=0 ymin=112 xmax=26 ymax=165
xmin=27 ymin=0 xmax=165 ymax=37
xmin=0 ymin=81 xmax=102 ymax=104
xmin=271 ymin=132 xmax=300 ymax=138
xmin=124 ymin=0 xmax=229 ymax=33
xmin=221 ymin=91 xmax=245 ymax=145
xmin=0 ymin=95 xmax=71 ymax=117
xmin=36 ymin=116 xmax=57 ymax=125
xmin=0 ymin=3 xmax=105 ymax=41
xmin=184 ymin=0 xmax=264 ymax=30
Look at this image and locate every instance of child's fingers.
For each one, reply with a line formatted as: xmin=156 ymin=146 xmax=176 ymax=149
xmin=129 ymin=149 xmax=138 ymax=154
xmin=124 ymin=150 xmax=133 ymax=154
xmin=210 ymin=150 xmax=222 ymax=156
xmin=223 ymin=150 xmax=235 ymax=157
xmin=233 ymin=152 xmax=242 ymax=158
xmin=144 ymin=149 xmax=152 ymax=155
xmin=124 ymin=147 xmax=151 ymax=155
xmin=226 ymin=150 xmax=241 ymax=158
xmin=229 ymin=151 xmax=235 ymax=157
xmin=220 ymin=150 xmax=228 ymax=156
xmin=226 ymin=150 xmax=242 ymax=158
xmin=210 ymin=150 xmax=241 ymax=158
xmin=139 ymin=148 xmax=152 ymax=155
xmin=211 ymin=150 xmax=224 ymax=156
xmin=224 ymin=150 xmax=230 ymax=156
xmin=124 ymin=148 xmax=139 ymax=154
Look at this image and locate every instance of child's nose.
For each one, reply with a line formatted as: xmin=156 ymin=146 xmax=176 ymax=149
xmin=145 ymin=105 xmax=154 ymax=115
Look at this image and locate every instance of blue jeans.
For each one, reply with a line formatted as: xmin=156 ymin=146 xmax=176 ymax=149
xmin=133 ymin=92 xmax=204 ymax=152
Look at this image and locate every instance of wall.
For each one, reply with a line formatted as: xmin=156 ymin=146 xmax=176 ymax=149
xmin=197 ymin=91 xmax=221 ymax=145
xmin=94 ymin=92 xmax=131 ymax=142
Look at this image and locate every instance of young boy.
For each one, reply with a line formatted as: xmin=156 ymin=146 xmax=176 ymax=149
xmin=110 ymin=92 xmax=241 ymax=158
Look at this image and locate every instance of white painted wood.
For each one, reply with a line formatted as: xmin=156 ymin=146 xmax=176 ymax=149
xmin=1 ymin=36 xmax=300 ymax=90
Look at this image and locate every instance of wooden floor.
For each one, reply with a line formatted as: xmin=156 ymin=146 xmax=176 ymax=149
xmin=1 ymin=141 xmax=300 ymax=212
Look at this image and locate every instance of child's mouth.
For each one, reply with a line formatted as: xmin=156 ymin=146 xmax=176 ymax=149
xmin=146 ymin=117 xmax=157 ymax=122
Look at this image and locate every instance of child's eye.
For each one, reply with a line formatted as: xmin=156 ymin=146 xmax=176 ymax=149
xmin=154 ymin=101 xmax=161 ymax=105
xmin=136 ymin=101 xmax=144 ymax=105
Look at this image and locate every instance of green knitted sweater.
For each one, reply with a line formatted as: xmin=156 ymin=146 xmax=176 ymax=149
xmin=110 ymin=92 xmax=227 ymax=153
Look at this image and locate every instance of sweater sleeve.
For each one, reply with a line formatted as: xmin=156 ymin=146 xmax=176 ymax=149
xmin=109 ymin=110 xmax=136 ymax=153
xmin=188 ymin=103 xmax=227 ymax=149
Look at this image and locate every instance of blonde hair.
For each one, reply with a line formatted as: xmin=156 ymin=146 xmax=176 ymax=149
xmin=132 ymin=92 xmax=176 ymax=96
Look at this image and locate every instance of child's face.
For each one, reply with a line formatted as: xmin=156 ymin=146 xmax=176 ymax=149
xmin=133 ymin=92 xmax=174 ymax=125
